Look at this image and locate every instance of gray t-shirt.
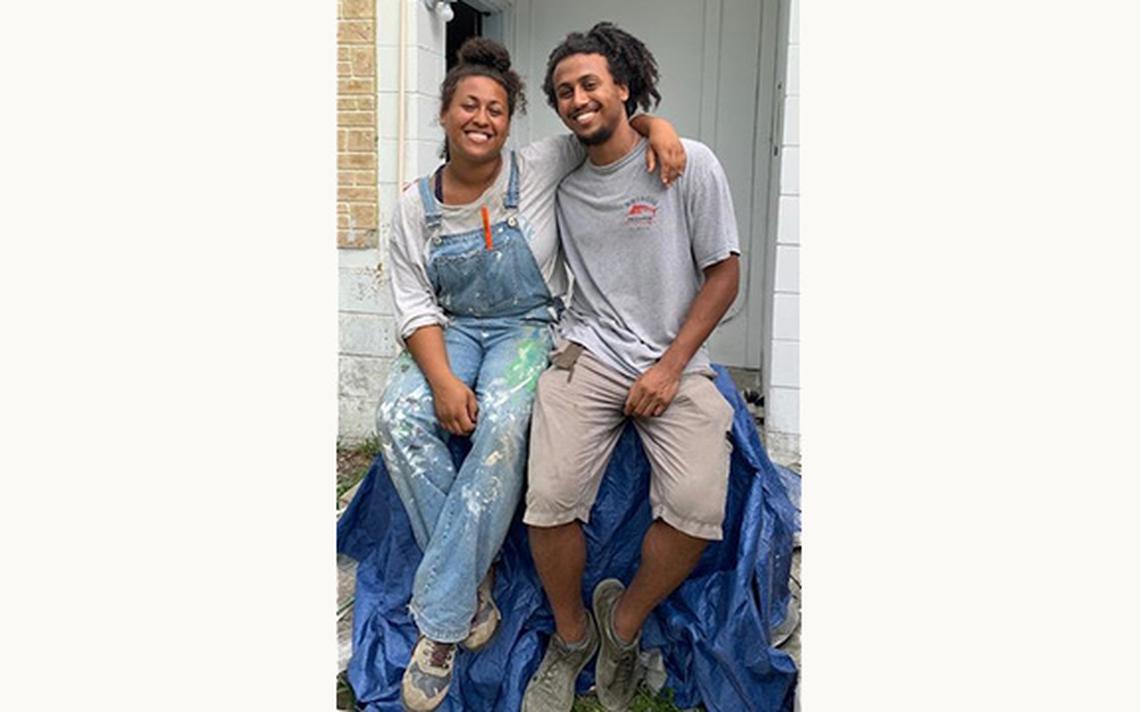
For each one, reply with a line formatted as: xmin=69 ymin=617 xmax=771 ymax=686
xmin=389 ymin=135 xmax=586 ymax=341
xmin=557 ymin=137 xmax=740 ymax=377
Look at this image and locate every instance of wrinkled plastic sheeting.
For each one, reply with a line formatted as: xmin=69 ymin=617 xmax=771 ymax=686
xmin=337 ymin=366 xmax=800 ymax=711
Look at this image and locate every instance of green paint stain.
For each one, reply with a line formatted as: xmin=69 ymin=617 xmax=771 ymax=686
xmin=503 ymin=337 xmax=548 ymax=393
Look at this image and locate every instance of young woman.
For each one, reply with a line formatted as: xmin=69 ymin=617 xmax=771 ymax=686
xmin=375 ymin=38 xmax=685 ymax=712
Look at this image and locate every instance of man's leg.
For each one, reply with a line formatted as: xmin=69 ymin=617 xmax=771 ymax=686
xmin=593 ymin=373 xmax=735 ymax=710
xmin=612 ymin=521 xmax=708 ymax=642
xmin=529 ymin=521 xmax=589 ymax=642
xmin=522 ymin=345 xmax=629 ymax=712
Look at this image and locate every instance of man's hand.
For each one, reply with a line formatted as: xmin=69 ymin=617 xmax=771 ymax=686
xmin=624 ymin=362 xmax=683 ymax=418
xmin=432 ymin=375 xmax=479 ymax=435
xmin=643 ymin=119 xmax=687 ymax=186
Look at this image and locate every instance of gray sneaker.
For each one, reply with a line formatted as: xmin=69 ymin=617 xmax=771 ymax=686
xmin=521 ymin=612 xmax=600 ymax=712
xmin=461 ymin=571 xmax=501 ymax=651
xmin=592 ymin=578 xmax=641 ymax=711
xmin=400 ymin=636 xmax=455 ymax=712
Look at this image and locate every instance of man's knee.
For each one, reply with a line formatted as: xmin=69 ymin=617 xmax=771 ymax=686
xmin=524 ymin=469 xmax=588 ymax=528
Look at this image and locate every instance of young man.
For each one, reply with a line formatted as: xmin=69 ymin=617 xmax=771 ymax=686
xmin=521 ymin=22 xmax=742 ymax=712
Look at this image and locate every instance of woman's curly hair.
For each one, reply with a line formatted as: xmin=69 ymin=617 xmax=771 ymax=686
xmin=542 ymin=22 xmax=661 ymax=118
xmin=440 ymin=37 xmax=527 ymax=117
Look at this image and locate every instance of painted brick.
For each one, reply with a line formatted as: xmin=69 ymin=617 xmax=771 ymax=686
xmin=416 ymin=47 xmax=444 ymax=96
xmin=782 ymin=95 xmax=799 ymax=146
xmin=339 ymin=266 xmax=394 ymax=314
xmin=378 ymin=92 xmax=398 ymax=139
xmin=339 ymin=354 xmax=387 ymax=400
xmin=377 ymin=47 xmax=399 ymax=92
xmin=338 ymin=20 xmax=374 ymax=43
xmin=772 ymin=293 xmax=799 ymax=340
xmin=379 ymin=182 xmax=401 ymax=225
xmin=378 ymin=0 xmax=400 ymax=46
xmin=339 ymin=393 xmax=383 ymax=443
xmin=416 ymin=3 xmax=446 ymax=51
xmin=771 ymin=340 xmax=800 ymax=388
xmin=786 ymin=46 xmax=799 ymax=96
xmin=340 ymin=312 xmax=397 ymax=357
xmin=774 ymin=244 xmax=799 ymax=293
xmin=413 ymin=92 xmax=443 ymax=138
xmin=342 ymin=0 xmax=374 ymax=20
xmin=789 ymin=0 xmax=799 ymax=46
xmin=777 ymin=196 xmax=799 ymax=245
xmin=766 ymin=386 xmax=800 ymax=434
xmin=415 ymin=139 xmax=444 ymax=178
xmin=763 ymin=431 xmax=800 ymax=469
xmin=780 ymin=146 xmax=799 ymax=196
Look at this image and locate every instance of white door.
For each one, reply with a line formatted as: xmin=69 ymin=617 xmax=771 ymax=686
xmin=486 ymin=0 xmax=782 ymax=370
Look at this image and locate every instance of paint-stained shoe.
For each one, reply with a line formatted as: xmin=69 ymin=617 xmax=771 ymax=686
xmin=593 ymin=578 xmax=641 ymax=711
xmin=401 ymin=636 xmax=455 ymax=712
xmin=521 ymin=611 xmax=600 ymax=712
xmin=461 ymin=570 xmax=501 ymax=651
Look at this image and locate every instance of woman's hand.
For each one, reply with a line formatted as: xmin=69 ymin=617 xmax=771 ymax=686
xmin=432 ymin=374 xmax=479 ymax=435
xmin=644 ymin=118 xmax=687 ymax=186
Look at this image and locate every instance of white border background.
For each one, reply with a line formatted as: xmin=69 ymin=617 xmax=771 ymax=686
xmin=3 ymin=2 xmax=1139 ymax=709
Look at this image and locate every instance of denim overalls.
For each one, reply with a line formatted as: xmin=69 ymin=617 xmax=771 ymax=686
xmin=375 ymin=153 xmax=557 ymax=643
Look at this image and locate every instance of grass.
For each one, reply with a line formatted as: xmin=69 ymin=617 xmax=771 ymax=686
xmin=573 ymin=687 xmax=690 ymax=711
xmin=337 ymin=437 xmax=381 ymax=504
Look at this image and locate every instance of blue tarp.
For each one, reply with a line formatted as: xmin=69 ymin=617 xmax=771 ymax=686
xmin=337 ymin=366 xmax=800 ymax=711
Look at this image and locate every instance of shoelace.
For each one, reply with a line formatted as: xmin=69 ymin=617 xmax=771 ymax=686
xmin=613 ymin=644 xmax=638 ymax=685
xmin=534 ymin=638 xmax=577 ymax=686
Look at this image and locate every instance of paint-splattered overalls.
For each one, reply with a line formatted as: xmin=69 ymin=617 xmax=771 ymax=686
xmin=375 ymin=153 xmax=557 ymax=643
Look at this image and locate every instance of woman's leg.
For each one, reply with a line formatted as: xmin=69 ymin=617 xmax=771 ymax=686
xmin=409 ymin=322 xmax=552 ymax=642
xmin=375 ymin=325 xmax=482 ymax=552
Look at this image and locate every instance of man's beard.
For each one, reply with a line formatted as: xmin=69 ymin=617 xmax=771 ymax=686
xmin=573 ymin=122 xmax=615 ymax=146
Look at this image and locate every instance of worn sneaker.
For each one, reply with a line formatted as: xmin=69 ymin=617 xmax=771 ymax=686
xmin=461 ymin=571 xmax=501 ymax=651
xmin=593 ymin=578 xmax=641 ymax=711
xmin=521 ymin=611 xmax=600 ymax=712
xmin=400 ymin=636 xmax=456 ymax=712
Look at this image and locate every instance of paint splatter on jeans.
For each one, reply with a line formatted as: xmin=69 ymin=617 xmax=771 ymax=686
xmin=375 ymin=317 xmax=553 ymax=642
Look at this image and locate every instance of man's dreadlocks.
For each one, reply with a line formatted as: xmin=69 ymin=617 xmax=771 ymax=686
xmin=542 ymin=22 xmax=661 ymax=118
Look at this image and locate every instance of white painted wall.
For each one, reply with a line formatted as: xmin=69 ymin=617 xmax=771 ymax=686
xmin=338 ymin=0 xmax=447 ymax=444
xmin=764 ymin=0 xmax=800 ymax=465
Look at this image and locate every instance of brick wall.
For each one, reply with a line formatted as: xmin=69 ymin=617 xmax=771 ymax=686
xmin=338 ymin=0 xmax=378 ymax=249
xmin=338 ymin=0 xmax=446 ymax=444
xmin=765 ymin=0 xmax=800 ymax=465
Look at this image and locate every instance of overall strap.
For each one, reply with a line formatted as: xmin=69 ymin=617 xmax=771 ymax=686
xmin=417 ymin=176 xmax=443 ymax=231
xmin=504 ymin=151 xmax=520 ymax=210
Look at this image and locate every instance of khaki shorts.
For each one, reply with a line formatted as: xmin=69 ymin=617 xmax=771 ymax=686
xmin=523 ymin=341 xmax=735 ymax=540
